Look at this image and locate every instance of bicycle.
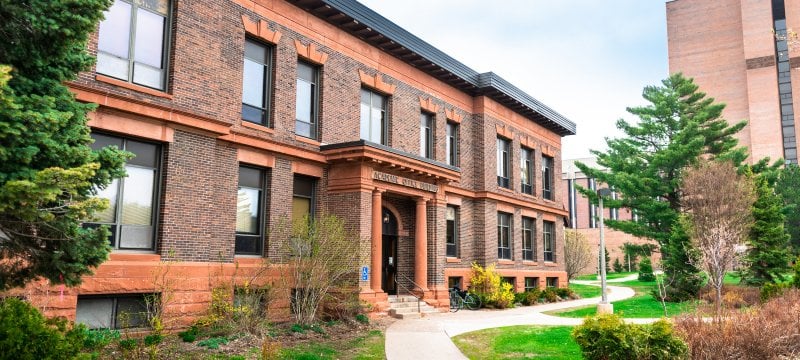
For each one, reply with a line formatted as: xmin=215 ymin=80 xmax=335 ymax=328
xmin=449 ymin=287 xmax=482 ymax=312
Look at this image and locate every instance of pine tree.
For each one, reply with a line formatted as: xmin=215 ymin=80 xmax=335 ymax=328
xmin=741 ymin=174 xmax=792 ymax=286
xmin=776 ymin=164 xmax=800 ymax=253
xmin=576 ymin=73 xmax=746 ymax=300
xmin=0 ymin=0 xmax=129 ymax=290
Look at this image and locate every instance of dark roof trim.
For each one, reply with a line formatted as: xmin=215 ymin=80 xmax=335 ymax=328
xmin=288 ymin=0 xmax=577 ymax=136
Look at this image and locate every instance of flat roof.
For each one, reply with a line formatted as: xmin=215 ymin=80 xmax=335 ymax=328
xmin=287 ymin=0 xmax=577 ymax=136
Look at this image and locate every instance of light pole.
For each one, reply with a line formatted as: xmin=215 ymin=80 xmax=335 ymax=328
xmin=597 ymin=187 xmax=613 ymax=314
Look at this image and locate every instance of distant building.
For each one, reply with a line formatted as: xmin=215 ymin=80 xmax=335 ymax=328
xmin=562 ymin=158 xmax=660 ymax=275
xmin=667 ymin=0 xmax=798 ymax=164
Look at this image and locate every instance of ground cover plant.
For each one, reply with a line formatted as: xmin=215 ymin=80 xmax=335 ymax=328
xmin=452 ymin=325 xmax=581 ymax=360
xmin=572 ymin=314 xmax=688 ymax=360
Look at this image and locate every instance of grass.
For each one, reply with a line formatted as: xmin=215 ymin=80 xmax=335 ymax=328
xmin=574 ymin=272 xmax=636 ymax=281
xmin=279 ymin=329 xmax=384 ymax=359
xmin=568 ymin=283 xmax=602 ymax=299
xmin=452 ymin=325 xmax=580 ymax=360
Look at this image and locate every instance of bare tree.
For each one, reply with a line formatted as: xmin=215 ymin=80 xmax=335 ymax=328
xmin=277 ymin=213 xmax=360 ymax=325
xmin=564 ymin=230 xmax=593 ymax=281
xmin=681 ymin=161 xmax=755 ymax=316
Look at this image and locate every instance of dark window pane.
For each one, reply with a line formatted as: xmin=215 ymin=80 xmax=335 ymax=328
xmin=91 ymin=133 xmax=124 ymax=151
xmin=293 ymin=176 xmax=315 ymax=197
xmin=126 ymin=140 xmax=158 ymax=167
xmin=239 ymin=167 xmax=263 ymax=188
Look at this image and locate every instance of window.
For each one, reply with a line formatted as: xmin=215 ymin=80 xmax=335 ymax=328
xmin=96 ymin=0 xmax=170 ymax=90
xmin=546 ymin=277 xmax=558 ymax=288
xmin=446 ymin=122 xmax=459 ymax=166
xmin=242 ymin=38 xmax=273 ymax=125
xmin=543 ymin=220 xmax=555 ymax=262
xmin=360 ymin=89 xmax=387 ymax=144
xmin=446 ymin=206 xmax=459 ymax=257
xmin=522 ymin=216 xmax=535 ymax=261
xmin=521 ymin=147 xmax=533 ymax=195
xmin=76 ymin=294 xmax=155 ymax=329
xmin=524 ymin=277 xmax=539 ymax=292
xmin=497 ymin=212 xmax=512 ymax=260
xmin=448 ymin=276 xmax=463 ymax=290
xmin=420 ymin=112 xmax=433 ymax=158
xmin=89 ymin=133 xmax=160 ymax=250
xmin=292 ymin=176 xmax=316 ymax=224
xmin=295 ymin=61 xmax=319 ymax=139
xmin=542 ymin=154 xmax=554 ymax=199
xmin=496 ymin=137 xmax=510 ymax=188
xmin=236 ymin=166 xmax=266 ymax=255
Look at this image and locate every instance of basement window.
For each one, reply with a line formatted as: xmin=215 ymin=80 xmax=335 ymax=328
xmin=76 ymin=294 xmax=157 ymax=329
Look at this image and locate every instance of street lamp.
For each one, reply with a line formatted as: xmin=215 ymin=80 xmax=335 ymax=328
xmin=597 ymin=187 xmax=614 ymax=315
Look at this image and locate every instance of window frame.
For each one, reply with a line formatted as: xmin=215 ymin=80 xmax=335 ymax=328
xmin=542 ymin=154 xmax=554 ymax=200
xmin=88 ymin=133 xmax=161 ymax=251
xmin=242 ymin=37 xmax=274 ymax=126
xmin=446 ymin=205 xmax=459 ymax=258
xmin=76 ymin=293 xmax=156 ymax=329
xmin=292 ymin=175 xmax=317 ymax=225
xmin=546 ymin=277 xmax=559 ymax=288
xmin=520 ymin=147 xmax=533 ymax=195
xmin=96 ymin=0 xmax=172 ymax=91
xmin=446 ymin=121 xmax=459 ymax=167
xmin=524 ymin=277 xmax=539 ymax=292
xmin=522 ymin=216 xmax=535 ymax=261
xmin=360 ymin=88 xmax=388 ymax=145
xmin=420 ymin=112 xmax=434 ymax=159
xmin=543 ymin=220 xmax=555 ymax=262
xmin=496 ymin=137 xmax=510 ymax=188
xmin=236 ymin=165 xmax=267 ymax=256
xmin=295 ymin=60 xmax=320 ymax=139
xmin=497 ymin=212 xmax=512 ymax=260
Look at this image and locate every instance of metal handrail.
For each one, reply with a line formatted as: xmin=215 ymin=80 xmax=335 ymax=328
xmin=394 ymin=273 xmax=423 ymax=313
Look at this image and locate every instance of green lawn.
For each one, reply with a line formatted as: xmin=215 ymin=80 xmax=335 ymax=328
xmin=452 ymin=326 xmax=580 ymax=360
xmin=574 ymin=272 xmax=636 ymax=281
xmin=568 ymin=283 xmax=602 ymax=299
xmin=551 ymin=278 xmax=696 ymax=318
xmin=279 ymin=330 xmax=384 ymax=360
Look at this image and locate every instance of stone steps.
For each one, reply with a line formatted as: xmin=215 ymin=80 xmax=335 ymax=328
xmin=387 ymin=295 xmax=439 ymax=319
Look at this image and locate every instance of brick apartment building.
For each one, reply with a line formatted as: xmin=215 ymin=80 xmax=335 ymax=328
xmin=18 ymin=0 xmax=576 ymax=328
xmin=667 ymin=0 xmax=799 ymax=165
xmin=561 ymin=158 xmax=659 ymax=275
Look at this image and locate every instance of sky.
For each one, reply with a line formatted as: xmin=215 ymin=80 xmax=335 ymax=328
xmin=357 ymin=0 xmax=669 ymax=160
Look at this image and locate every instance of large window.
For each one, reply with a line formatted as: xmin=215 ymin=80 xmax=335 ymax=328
xmin=76 ymin=294 xmax=155 ymax=329
xmin=242 ymin=38 xmax=273 ymax=126
xmin=446 ymin=122 xmax=459 ymax=166
xmin=542 ymin=154 xmax=554 ymax=200
xmin=236 ymin=166 xmax=266 ymax=255
xmin=521 ymin=147 xmax=533 ymax=195
xmin=360 ymin=89 xmax=387 ymax=144
xmin=90 ymin=133 xmax=159 ymax=250
xmin=522 ymin=216 xmax=535 ymax=261
xmin=446 ymin=206 xmax=459 ymax=258
xmin=497 ymin=212 xmax=512 ymax=260
xmin=292 ymin=176 xmax=316 ymax=225
xmin=295 ymin=61 xmax=319 ymax=139
xmin=96 ymin=0 xmax=170 ymax=90
xmin=524 ymin=277 xmax=539 ymax=292
xmin=543 ymin=220 xmax=555 ymax=262
xmin=420 ymin=112 xmax=433 ymax=159
xmin=496 ymin=137 xmax=510 ymax=188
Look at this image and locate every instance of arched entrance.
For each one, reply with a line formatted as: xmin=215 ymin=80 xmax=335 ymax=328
xmin=382 ymin=207 xmax=398 ymax=294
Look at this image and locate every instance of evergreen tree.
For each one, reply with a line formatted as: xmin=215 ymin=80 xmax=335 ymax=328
xmin=776 ymin=164 xmax=800 ymax=253
xmin=577 ymin=73 xmax=745 ymax=300
xmin=0 ymin=0 xmax=128 ymax=290
xmin=740 ymin=174 xmax=792 ymax=286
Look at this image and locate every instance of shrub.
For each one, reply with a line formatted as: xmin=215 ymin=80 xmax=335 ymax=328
xmin=541 ymin=288 xmax=559 ymax=302
xmin=143 ymin=333 xmax=163 ymax=346
xmin=523 ymin=289 xmax=541 ymax=305
xmin=792 ymin=257 xmax=800 ymax=289
xmin=82 ymin=328 xmax=120 ymax=350
xmin=675 ymin=289 xmax=800 ymax=359
xmin=572 ymin=314 xmax=688 ymax=360
xmin=0 ymin=297 xmax=88 ymax=359
xmin=698 ymin=285 xmax=760 ymax=309
xmin=638 ymin=258 xmax=656 ymax=282
xmin=355 ymin=314 xmax=369 ymax=324
xmin=760 ymin=281 xmax=791 ymax=302
xmin=513 ymin=292 xmax=527 ymax=305
xmin=468 ymin=263 xmax=515 ymax=308
xmin=613 ymin=258 xmax=624 ymax=273
xmin=178 ymin=325 xmax=200 ymax=342
xmin=118 ymin=339 xmax=137 ymax=351
xmin=556 ymin=287 xmax=575 ymax=300
xmin=198 ymin=336 xmax=229 ymax=350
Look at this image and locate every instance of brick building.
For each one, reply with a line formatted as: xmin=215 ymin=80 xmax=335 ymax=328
xmin=20 ymin=0 xmax=575 ymax=328
xmin=667 ymin=0 xmax=799 ymax=165
xmin=562 ymin=158 xmax=660 ymax=275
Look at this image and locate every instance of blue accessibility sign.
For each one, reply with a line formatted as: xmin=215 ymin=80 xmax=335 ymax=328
xmin=361 ymin=266 xmax=369 ymax=281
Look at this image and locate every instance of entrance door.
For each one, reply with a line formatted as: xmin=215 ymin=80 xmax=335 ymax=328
xmin=381 ymin=208 xmax=398 ymax=295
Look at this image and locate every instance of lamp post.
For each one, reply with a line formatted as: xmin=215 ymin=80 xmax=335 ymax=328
xmin=597 ymin=188 xmax=613 ymax=314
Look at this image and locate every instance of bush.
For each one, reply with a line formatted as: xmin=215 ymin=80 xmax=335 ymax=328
xmin=541 ymin=288 xmax=559 ymax=302
xmin=675 ymin=289 xmax=800 ymax=359
xmin=143 ymin=333 xmax=163 ymax=346
xmin=613 ymin=258 xmax=624 ymax=273
xmin=178 ymin=325 xmax=200 ymax=342
xmin=760 ymin=282 xmax=791 ymax=302
xmin=0 ymin=297 xmax=88 ymax=359
xmin=638 ymin=258 xmax=656 ymax=282
xmin=198 ymin=336 xmax=229 ymax=350
xmin=556 ymin=287 xmax=575 ymax=300
xmin=355 ymin=314 xmax=369 ymax=324
xmin=468 ymin=262 xmax=514 ymax=308
xmin=118 ymin=339 xmax=137 ymax=351
xmin=82 ymin=328 xmax=120 ymax=350
xmin=572 ymin=314 xmax=688 ymax=360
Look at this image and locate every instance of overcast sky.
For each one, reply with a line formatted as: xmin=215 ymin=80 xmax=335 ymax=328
xmin=357 ymin=0 xmax=669 ymax=159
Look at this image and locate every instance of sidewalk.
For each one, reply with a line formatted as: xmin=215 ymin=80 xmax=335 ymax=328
xmin=385 ymin=278 xmax=656 ymax=360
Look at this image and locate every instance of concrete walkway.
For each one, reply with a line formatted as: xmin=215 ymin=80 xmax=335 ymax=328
xmin=385 ymin=275 xmax=656 ymax=359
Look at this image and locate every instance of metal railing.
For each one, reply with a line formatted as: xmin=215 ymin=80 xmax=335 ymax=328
xmin=394 ymin=273 xmax=424 ymax=313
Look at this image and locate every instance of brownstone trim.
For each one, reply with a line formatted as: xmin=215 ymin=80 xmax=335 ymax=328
xmin=746 ymin=55 xmax=775 ymax=70
xmin=520 ymin=135 xmax=536 ymax=149
xmin=495 ymin=124 xmax=513 ymax=139
xmin=95 ymin=75 xmax=173 ymax=99
xmin=293 ymin=40 xmax=329 ymax=65
xmin=241 ymin=15 xmax=282 ymax=44
xmin=87 ymin=111 xmax=175 ymax=143
xmin=419 ymin=96 xmax=439 ymax=113
xmin=237 ymin=147 xmax=276 ymax=168
xmin=790 ymin=56 xmax=800 ymax=69
xmin=292 ymin=161 xmax=324 ymax=177
xmin=541 ymin=145 xmax=555 ymax=157
xmin=445 ymin=108 xmax=463 ymax=123
xmin=358 ymin=70 xmax=396 ymax=94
